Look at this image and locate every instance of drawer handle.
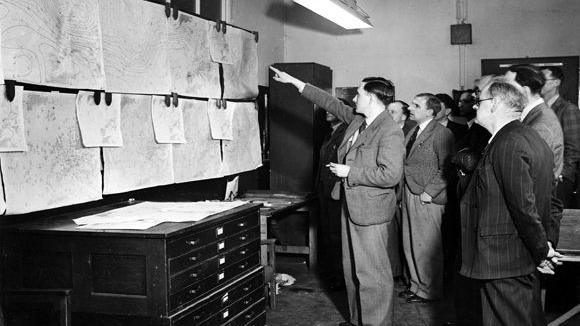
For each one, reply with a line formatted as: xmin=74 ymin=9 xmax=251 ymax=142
xmin=238 ymin=222 xmax=246 ymax=227
xmin=189 ymin=255 xmax=198 ymax=262
xmin=186 ymin=239 xmax=199 ymax=246
xmin=243 ymin=286 xmax=250 ymax=292
xmin=239 ymin=235 xmax=247 ymax=241
xmin=245 ymin=312 xmax=255 ymax=319
xmin=189 ymin=289 xmax=197 ymax=294
xmin=239 ymin=263 xmax=247 ymax=269
xmin=243 ymin=299 xmax=250 ymax=305
xmin=240 ymin=250 xmax=247 ymax=255
xmin=190 ymin=272 xmax=198 ymax=278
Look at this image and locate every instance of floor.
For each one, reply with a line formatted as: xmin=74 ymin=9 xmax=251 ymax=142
xmin=266 ymin=256 xmax=580 ymax=326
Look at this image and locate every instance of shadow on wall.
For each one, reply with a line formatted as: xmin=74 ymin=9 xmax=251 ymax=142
xmin=266 ymin=2 xmax=363 ymax=36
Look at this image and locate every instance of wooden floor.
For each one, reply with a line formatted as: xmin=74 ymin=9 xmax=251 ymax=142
xmin=266 ymin=256 xmax=580 ymax=326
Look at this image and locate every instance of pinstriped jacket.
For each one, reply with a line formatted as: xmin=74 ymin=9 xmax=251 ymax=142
xmin=459 ymin=120 xmax=551 ymax=279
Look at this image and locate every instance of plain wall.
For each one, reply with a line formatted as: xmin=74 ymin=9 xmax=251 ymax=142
xmin=282 ymin=0 xmax=580 ymax=103
xmin=230 ymin=0 xmax=286 ymax=86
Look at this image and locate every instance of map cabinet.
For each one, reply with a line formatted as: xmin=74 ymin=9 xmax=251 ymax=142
xmin=2 ymin=202 xmax=266 ymax=325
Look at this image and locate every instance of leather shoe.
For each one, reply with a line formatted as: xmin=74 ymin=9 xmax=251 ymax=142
xmin=398 ymin=289 xmax=414 ymax=298
xmin=406 ymin=294 xmax=430 ymax=303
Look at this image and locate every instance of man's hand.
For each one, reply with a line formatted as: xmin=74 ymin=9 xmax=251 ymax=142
xmin=537 ymin=242 xmax=564 ymax=275
xmin=270 ymin=66 xmax=306 ymax=93
xmin=419 ymin=192 xmax=432 ymax=204
xmin=327 ymin=163 xmax=350 ymax=178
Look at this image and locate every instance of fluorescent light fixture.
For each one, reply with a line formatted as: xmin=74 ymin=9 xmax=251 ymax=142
xmin=293 ymin=0 xmax=373 ymax=29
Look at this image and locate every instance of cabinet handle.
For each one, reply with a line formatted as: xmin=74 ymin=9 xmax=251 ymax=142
xmin=240 ymin=250 xmax=247 ymax=255
xmin=243 ymin=300 xmax=250 ymax=305
xmin=239 ymin=235 xmax=247 ymax=241
xmin=239 ymin=263 xmax=247 ymax=269
xmin=190 ymin=272 xmax=198 ymax=278
xmin=238 ymin=222 xmax=246 ymax=227
xmin=243 ymin=286 xmax=250 ymax=291
xmin=245 ymin=312 xmax=254 ymax=319
xmin=186 ymin=239 xmax=198 ymax=246
xmin=189 ymin=289 xmax=197 ymax=294
xmin=189 ymin=255 xmax=198 ymax=261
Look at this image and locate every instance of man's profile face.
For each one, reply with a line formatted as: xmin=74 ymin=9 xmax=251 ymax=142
xmin=353 ymin=82 xmax=371 ymax=116
xmin=541 ymin=69 xmax=559 ymax=97
xmin=409 ymin=96 xmax=430 ymax=123
xmin=387 ymin=102 xmax=406 ymax=124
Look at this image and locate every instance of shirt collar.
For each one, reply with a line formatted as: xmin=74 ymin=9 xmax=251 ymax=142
xmin=546 ymin=94 xmax=559 ymax=108
xmin=467 ymin=118 xmax=476 ymax=129
xmin=488 ymin=119 xmax=515 ymax=144
xmin=520 ymin=97 xmax=545 ymax=121
xmin=417 ymin=118 xmax=433 ymax=135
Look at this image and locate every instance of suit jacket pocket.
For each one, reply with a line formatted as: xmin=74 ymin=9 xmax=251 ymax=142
xmin=479 ymin=222 xmax=516 ymax=237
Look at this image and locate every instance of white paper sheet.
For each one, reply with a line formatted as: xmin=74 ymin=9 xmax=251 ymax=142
xmin=0 ymin=85 xmax=27 ymax=152
xmin=221 ymin=102 xmax=262 ymax=176
xmin=151 ymin=96 xmax=186 ymax=144
xmin=99 ymin=0 xmax=171 ymax=94
xmin=0 ymin=91 xmax=102 ymax=214
xmin=207 ymin=99 xmax=234 ymax=140
xmin=103 ymin=95 xmax=174 ymax=194
xmin=75 ymin=91 xmax=123 ymax=147
xmin=222 ymin=31 xmax=259 ymax=99
xmin=168 ymin=11 xmax=221 ymax=98
xmin=208 ymin=23 xmax=242 ymax=64
xmin=0 ymin=0 xmax=106 ymax=89
xmin=173 ymin=99 xmax=223 ymax=183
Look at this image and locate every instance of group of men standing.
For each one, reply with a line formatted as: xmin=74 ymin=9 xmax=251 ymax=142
xmin=270 ymin=63 xmax=577 ymax=326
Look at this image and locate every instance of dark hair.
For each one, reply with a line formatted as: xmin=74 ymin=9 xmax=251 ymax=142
xmin=436 ymin=93 xmax=458 ymax=114
xmin=416 ymin=93 xmax=441 ymax=117
xmin=542 ymin=66 xmax=565 ymax=83
xmin=393 ymin=100 xmax=410 ymax=119
xmin=362 ymin=77 xmax=395 ymax=107
xmin=507 ymin=64 xmax=545 ymax=95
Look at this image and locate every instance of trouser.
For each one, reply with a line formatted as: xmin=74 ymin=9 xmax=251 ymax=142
xmin=341 ymin=200 xmax=394 ymax=326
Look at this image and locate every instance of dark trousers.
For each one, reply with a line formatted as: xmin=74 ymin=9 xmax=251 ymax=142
xmin=557 ymin=177 xmax=575 ymax=208
xmin=318 ymin=196 xmax=343 ymax=281
xmin=458 ymin=273 xmax=545 ymax=326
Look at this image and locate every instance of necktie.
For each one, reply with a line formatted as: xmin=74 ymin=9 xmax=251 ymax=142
xmin=358 ymin=121 xmax=367 ymax=134
xmin=406 ymin=126 xmax=419 ymax=158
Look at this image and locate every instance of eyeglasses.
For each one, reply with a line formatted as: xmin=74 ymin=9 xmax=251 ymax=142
xmin=473 ymin=97 xmax=493 ymax=109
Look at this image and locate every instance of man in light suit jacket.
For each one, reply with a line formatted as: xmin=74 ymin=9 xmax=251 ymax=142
xmin=271 ymin=67 xmax=405 ymax=326
xmin=506 ymin=64 xmax=564 ymax=248
xmin=400 ymin=93 xmax=454 ymax=303
xmin=460 ymin=78 xmax=562 ymax=326
xmin=541 ymin=66 xmax=580 ymax=210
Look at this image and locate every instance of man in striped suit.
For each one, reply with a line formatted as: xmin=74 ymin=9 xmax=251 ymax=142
xmin=459 ymin=77 xmax=562 ymax=326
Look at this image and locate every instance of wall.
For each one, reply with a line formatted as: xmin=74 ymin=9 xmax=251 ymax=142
xmin=230 ymin=0 xmax=286 ymax=86
xmin=282 ymin=0 xmax=580 ymax=103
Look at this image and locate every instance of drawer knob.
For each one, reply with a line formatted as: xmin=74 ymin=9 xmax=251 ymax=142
xmin=190 ymin=272 xmax=198 ymax=278
xmin=189 ymin=289 xmax=197 ymax=294
xmin=186 ymin=239 xmax=198 ymax=246
xmin=240 ymin=250 xmax=247 ymax=255
xmin=245 ymin=313 xmax=254 ymax=319
xmin=238 ymin=222 xmax=246 ymax=227
xmin=243 ymin=300 xmax=250 ymax=305
xmin=243 ymin=286 xmax=250 ymax=291
xmin=239 ymin=263 xmax=247 ymax=269
xmin=240 ymin=235 xmax=247 ymax=241
xmin=189 ymin=255 xmax=198 ymax=261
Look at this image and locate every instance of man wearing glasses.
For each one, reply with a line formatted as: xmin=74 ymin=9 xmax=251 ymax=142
xmin=460 ymin=77 xmax=562 ymax=325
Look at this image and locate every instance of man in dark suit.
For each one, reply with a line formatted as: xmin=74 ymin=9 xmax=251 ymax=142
xmin=541 ymin=66 xmax=580 ymax=209
xmin=460 ymin=78 xmax=562 ymax=326
xmin=401 ymin=93 xmax=454 ymax=303
xmin=506 ymin=64 xmax=564 ymax=248
xmin=316 ymin=110 xmax=348 ymax=289
xmin=271 ymin=67 xmax=405 ymax=326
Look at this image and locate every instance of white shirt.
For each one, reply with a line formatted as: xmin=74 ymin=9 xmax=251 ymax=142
xmin=488 ymin=119 xmax=515 ymax=144
xmin=349 ymin=111 xmax=381 ymax=145
xmin=467 ymin=118 xmax=476 ymax=129
xmin=520 ymin=97 xmax=545 ymax=121
xmin=417 ymin=118 xmax=433 ymax=136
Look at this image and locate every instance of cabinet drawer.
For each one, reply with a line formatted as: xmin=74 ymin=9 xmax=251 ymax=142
xmin=199 ymin=287 xmax=264 ymax=326
xmin=225 ymin=299 xmax=266 ymax=326
xmin=167 ymin=213 xmax=259 ymax=259
xmin=243 ymin=312 xmax=266 ymax=326
xmin=169 ymin=268 xmax=264 ymax=326
xmin=169 ymin=244 xmax=218 ymax=276
xmin=169 ymin=253 xmax=261 ymax=311
xmin=224 ymin=227 xmax=260 ymax=253
xmin=170 ymin=240 xmax=260 ymax=293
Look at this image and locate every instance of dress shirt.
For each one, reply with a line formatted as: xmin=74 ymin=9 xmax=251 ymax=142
xmin=417 ymin=118 xmax=433 ymax=136
xmin=521 ymin=97 xmax=545 ymax=121
xmin=546 ymin=94 xmax=559 ymax=108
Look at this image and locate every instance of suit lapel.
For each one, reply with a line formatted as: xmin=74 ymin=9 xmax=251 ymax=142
xmin=337 ymin=118 xmax=363 ymax=162
xmin=407 ymin=119 xmax=437 ymax=158
xmin=521 ymin=104 xmax=543 ymax=125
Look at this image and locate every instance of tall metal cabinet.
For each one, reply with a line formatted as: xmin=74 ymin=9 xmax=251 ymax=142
xmin=269 ymin=63 xmax=332 ymax=192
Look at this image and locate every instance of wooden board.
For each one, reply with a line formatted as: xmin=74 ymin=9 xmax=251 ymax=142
xmin=173 ymin=99 xmax=222 ymax=183
xmin=151 ymin=96 xmax=186 ymax=144
xmin=75 ymin=91 xmax=123 ymax=147
xmin=220 ymin=101 xmax=262 ymax=176
xmin=168 ymin=11 xmax=221 ymax=98
xmin=0 ymin=0 xmax=106 ymax=89
xmin=99 ymin=0 xmax=171 ymax=94
xmin=103 ymin=95 xmax=174 ymax=194
xmin=0 ymin=91 xmax=102 ymax=214
xmin=223 ymin=31 xmax=259 ymax=99
xmin=207 ymin=99 xmax=234 ymax=140
xmin=0 ymin=85 xmax=27 ymax=152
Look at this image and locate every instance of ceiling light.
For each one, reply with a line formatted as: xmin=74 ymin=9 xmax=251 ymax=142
xmin=293 ymin=0 xmax=373 ymax=29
